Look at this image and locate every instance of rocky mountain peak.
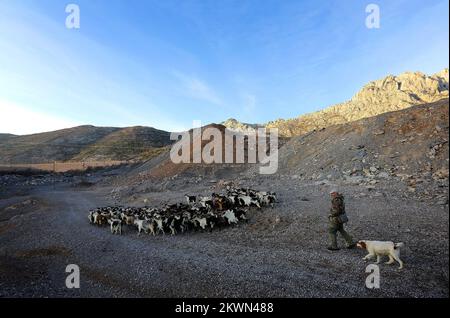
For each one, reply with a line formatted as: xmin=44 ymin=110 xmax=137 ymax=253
xmin=266 ymin=68 xmax=449 ymax=137
xmin=221 ymin=118 xmax=263 ymax=132
xmin=352 ymin=69 xmax=449 ymax=103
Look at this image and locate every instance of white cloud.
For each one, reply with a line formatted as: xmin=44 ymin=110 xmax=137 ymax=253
xmin=0 ymin=99 xmax=80 ymax=135
xmin=173 ymin=71 xmax=223 ymax=105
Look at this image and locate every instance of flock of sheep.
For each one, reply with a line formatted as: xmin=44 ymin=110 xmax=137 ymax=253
xmin=88 ymin=187 xmax=277 ymax=236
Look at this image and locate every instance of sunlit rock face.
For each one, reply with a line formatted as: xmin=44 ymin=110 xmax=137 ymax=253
xmin=265 ymin=69 xmax=449 ymax=137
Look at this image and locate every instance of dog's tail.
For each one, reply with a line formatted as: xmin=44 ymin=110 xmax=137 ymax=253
xmin=394 ymin=242 xmax=405 ymax=249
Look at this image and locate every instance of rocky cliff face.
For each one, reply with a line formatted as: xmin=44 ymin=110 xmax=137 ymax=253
xmin=242 ymin=69 xmax=448 ymax=137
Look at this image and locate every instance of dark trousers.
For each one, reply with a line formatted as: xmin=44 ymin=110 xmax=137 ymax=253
xmin=328 ymin=223 xmax=353 ymax=248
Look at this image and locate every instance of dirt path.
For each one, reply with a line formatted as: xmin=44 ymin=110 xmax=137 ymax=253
xmin=0 ymin=181 xmax=448 ymax=297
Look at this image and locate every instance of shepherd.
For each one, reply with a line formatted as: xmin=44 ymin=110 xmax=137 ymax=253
xmin=327 ymin=190 xmax=356 ymax=251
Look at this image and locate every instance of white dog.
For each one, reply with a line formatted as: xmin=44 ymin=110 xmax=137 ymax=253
xmin=357 ymin=240 xmax=405 ymax=269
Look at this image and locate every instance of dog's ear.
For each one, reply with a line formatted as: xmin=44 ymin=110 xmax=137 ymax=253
xmin=357 ymin=241 xmax=367 ymax=249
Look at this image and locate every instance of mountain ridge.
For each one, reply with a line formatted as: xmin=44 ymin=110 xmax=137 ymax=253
xmin=1 ymin=68 xmax=448 ymax=164
xmin=224 ymin=68 xmax=449 ymax=136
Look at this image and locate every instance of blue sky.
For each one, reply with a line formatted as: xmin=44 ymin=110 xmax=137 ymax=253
xmin=0 ymin=0 xmax=448 ymax=134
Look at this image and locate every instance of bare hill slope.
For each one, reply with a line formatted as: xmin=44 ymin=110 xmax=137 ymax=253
xmin=273 ymin=99 xmax=449 ymax=204
xmin=277 ymin=99 xmax=448 ymax=178
xmin=0 ymin=134 xmax=16 ymax=142
xmin=0 ymin=125 xmax=172 ymax=163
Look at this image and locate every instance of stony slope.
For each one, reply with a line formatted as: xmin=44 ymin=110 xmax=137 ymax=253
xmin=274 ymin=99 xmax=449 ymax=203
xmin=113 ymin=124 xmax=257 ymax=187
xmin=0 ymin=125 xmax=172 ymax=163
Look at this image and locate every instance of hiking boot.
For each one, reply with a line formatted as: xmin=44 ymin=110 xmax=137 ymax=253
xmin=327 ymin=246 xmax=340 ymax=251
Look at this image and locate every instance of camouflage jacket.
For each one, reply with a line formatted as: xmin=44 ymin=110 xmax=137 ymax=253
xmin=329 ymin=195 xmax=346 ymax=223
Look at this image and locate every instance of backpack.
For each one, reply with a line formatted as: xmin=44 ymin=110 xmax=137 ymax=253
xmin=337 ymin=213 xmax=349 ymax=224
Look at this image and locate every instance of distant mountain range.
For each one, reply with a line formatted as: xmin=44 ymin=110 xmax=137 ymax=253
xmin=0 ymin=68 xmax=448 ymax=164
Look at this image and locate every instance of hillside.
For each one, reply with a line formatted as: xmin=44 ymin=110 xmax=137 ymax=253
xmin=277 ymin=98 xmax=449 ymax=175
xmin=0 ymin=134 xmax=16 ymax=142
xmin=71 ymin=126 xmax=172 ymax=161
xmin=0 ymin=125 xmax=172 ymax=163
xmin=115 ymin=124 xmax=262 ymax=184
xmin=274 ymin=99 xmax=449 ymax=201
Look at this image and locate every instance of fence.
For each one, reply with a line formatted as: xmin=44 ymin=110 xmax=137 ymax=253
xmin=0 ymin=160 xmax=129 ymax=173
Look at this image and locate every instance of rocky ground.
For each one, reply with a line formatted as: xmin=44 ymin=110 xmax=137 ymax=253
xmin=0 ymin=169 xmax=448 ymax=298
xmin=0 ymin=98 xmax=448 ymax=298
